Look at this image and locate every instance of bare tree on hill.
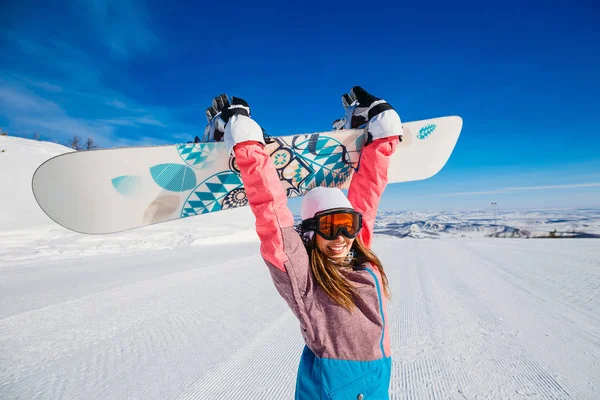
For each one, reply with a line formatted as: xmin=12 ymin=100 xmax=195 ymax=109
xmin=69 ymin=136 xmax=82 ymax=150
xmin=85 ymin=137 xmax=97 ymax=150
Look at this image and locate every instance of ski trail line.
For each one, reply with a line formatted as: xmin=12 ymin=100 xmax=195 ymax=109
xmin=3 ymin=237 xmax=599 ymax=399
xmin=375 ymin=238 xmax=597 ymax=399
xmin=175 ymin=311 xmax=302 ymax=399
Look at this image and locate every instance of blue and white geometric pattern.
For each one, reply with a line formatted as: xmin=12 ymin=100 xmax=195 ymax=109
xmin=177 ymin=142 xmax=221 ymax=169
xmin=294 ymin=135 xmax=354 ymax=189
xmin=181 ymin=171 xmax=244 ymax=217
xmin=111 ymin=134 xmax=360 ymax=220
xmin=417 ymin=124 xmax=436 ymax=140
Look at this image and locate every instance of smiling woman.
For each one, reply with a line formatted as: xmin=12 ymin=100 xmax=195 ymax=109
xmin=307 ymin=211 xmax=391 ymax=313
xmin=217 ymin=86 xmax=402 ymax=399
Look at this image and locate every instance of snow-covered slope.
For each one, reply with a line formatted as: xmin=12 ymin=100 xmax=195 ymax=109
xmin=0 ymin=136 xmax=258 ymax=264
xmin=0 ymin=136 xmax=71 ymax=231
xmin=1 ymin=136 xmax=599 ymax=399
xmin=2 ymin=238 xmax=599 ymax=399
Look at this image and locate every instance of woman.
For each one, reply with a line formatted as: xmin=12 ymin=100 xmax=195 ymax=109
xmin=217 ymin=86 xmax=402 ymax=399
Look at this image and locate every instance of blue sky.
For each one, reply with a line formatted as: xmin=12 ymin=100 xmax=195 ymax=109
xmin=1 ymin=0 xmax=599 ymax=211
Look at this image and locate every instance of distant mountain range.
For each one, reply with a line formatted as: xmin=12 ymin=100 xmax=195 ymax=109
xmin=374 ymin=210 xmax=600 ymax=239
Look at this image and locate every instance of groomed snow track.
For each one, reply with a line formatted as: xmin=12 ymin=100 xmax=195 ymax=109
xmin=1 ymin=238 xmax=599 ymax=399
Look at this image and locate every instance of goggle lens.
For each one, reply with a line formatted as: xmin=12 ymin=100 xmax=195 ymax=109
xmin=316 ymin=211 xmax=361 ymax=239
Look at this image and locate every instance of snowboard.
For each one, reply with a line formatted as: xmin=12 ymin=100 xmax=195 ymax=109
xmin=32 ymin=116 xmax=462 ymax=234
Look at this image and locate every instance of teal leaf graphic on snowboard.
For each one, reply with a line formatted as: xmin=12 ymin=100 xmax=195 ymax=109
xmin=417 ymin=124 xmax=436 ymax=140
xmin=112 ymin=175 xmax=142 ymax=196
xmin=150 ymin=163 xmax=197 ymax=192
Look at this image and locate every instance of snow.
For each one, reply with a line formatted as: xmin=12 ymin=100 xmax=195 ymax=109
xmin=1 ymin=136 xmax=599 ymax=399
xmin=376 ymin=209 xmax=600 ymax=239
xmin=1 ymin=136 xmax=72 ymax=231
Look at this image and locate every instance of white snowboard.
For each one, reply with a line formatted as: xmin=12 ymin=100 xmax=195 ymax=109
xmin=32 ymin=116 xmax=462 ymax=234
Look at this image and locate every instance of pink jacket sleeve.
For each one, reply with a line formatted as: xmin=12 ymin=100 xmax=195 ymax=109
xmin=347 ymin=137 xmax=399 ymax=248
xmin=233 ymin=141 xmax=297 ymax=272
xmin=233 ymin=141 xmax=314 ymax=337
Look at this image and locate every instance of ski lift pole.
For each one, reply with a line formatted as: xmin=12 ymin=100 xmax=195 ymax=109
xmin=490 ymin=202 xmax=497 ymax=236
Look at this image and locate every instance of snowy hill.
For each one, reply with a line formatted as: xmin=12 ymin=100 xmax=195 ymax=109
xmin=0 ymin=136 xmax=258 ymax=263
xmin=0 ymin=136 xmax=72 ymax=231
xmin=1 ymin=136 xmax=599 ymax=399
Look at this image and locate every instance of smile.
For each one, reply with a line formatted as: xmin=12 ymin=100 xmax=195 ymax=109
xmin=327 ymin=245 xmax=346 ymax=254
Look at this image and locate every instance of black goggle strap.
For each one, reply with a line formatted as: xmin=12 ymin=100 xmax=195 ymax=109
xmin=301 ymin=218 xmax=316 ymax=234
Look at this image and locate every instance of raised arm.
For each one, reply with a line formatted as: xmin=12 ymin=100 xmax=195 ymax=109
xmin=233 ymin=140 xmax=296 ymax=272
xmin=348 ymin=137 xmax=398 ymax=248
xmin=344 ymin=87 xmax=403 ymax=248
xmin=214 ymin=97 xmax=303 ymax=271
xmin=215 ymin=96 xmax=313 ymax=328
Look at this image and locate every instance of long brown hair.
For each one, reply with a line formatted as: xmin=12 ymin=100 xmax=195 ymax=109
xmin=308 ymin=236 xmax=391 ymax=312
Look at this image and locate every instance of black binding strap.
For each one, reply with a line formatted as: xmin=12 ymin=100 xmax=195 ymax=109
xmin=368 ymin=102 xmax=394 ymax=120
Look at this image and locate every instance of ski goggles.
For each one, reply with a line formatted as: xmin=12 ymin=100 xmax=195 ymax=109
xmin=302 ymin=209 xmax=363 ymax=240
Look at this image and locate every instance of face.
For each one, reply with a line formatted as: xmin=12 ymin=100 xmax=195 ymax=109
xmin=315 ymin=233 xmax=355 ymax=260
